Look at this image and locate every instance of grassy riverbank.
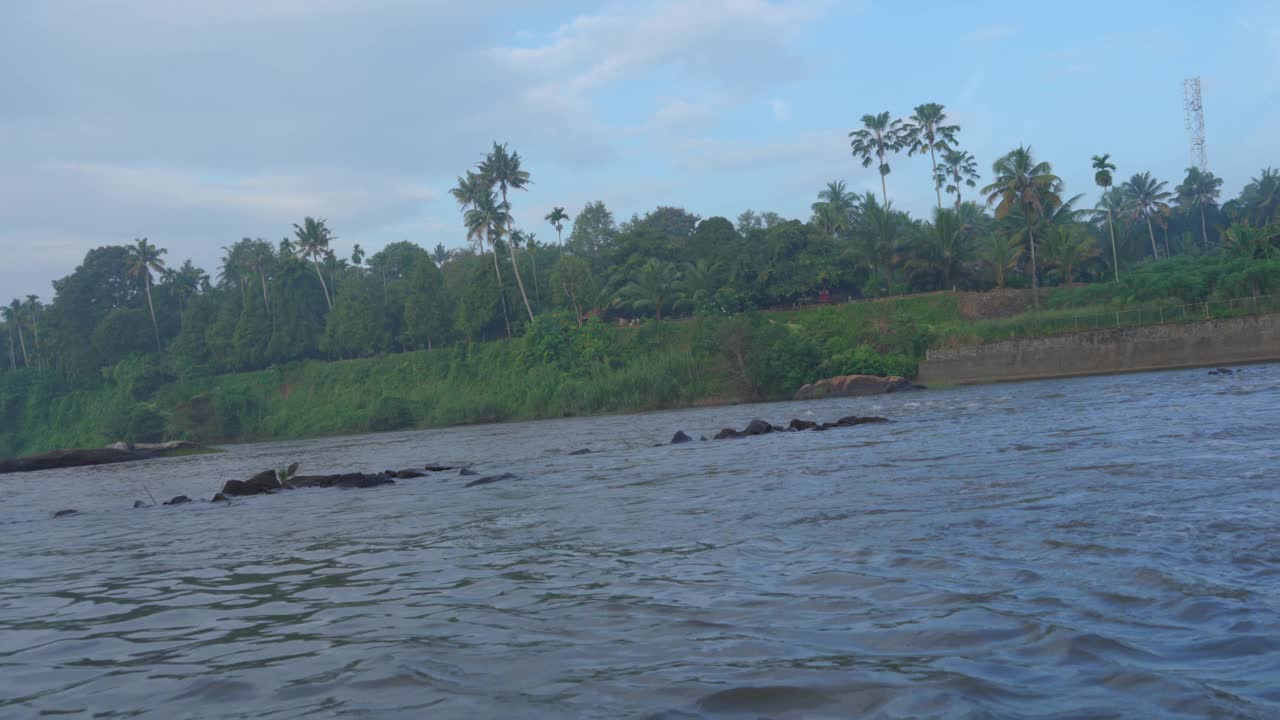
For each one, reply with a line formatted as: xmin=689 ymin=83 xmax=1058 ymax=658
xmin=5 ymin=253 xmax=1280 ymax=458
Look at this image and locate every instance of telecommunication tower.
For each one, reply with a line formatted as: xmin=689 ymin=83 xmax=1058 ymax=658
xmin=1183 ymin=77 xmax=1207 ymax=171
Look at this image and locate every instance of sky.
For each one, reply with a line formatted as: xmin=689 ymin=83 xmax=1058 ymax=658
xmin=2 ymin=0 xmax=1278 ymax=300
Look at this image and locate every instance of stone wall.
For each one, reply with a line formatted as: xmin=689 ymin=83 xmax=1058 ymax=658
xmin=917 ymin=314 xmax=1280 ymax=385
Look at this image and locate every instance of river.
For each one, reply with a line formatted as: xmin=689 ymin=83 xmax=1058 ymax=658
xmin=2 ymin=364 xmax=1279 ymax=718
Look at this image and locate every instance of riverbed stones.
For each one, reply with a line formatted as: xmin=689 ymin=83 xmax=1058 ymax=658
xmin=424 ymin=464 xmax=456 ymax=472
xmin=789 ymin=418 xmax=818 ymax=431
xmin=289 ymin=473 xmax=395 ymax=490
xmin=390 ymin=468 xmax=427 ymax=479
xmin=52 ymin=509 xmax=79 ymax=518
xmin=568 ymin=448 xmax=593 ymax=456
xmin=164 ymin=496 xmax=192 ymax=506
xmin=133 ymin=500 xmax=148 ymax=508
xmin=670 ymin=431 xmax=693 ymax=444
xmin=211 ymin=493 xmax=228 ymax=503
xmin=710 ymin=415 xmax=889 ymax=440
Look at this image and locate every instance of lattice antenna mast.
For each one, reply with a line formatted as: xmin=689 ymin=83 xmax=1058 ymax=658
xmin=1183 ymin=77 xmax=1207 ymax=171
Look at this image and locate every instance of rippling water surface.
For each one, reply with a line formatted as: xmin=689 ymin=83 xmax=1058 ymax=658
xmin=3 ymin=365 xmax=1280 ymax=718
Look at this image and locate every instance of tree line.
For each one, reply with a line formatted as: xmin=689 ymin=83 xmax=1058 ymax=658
xmin=4 ymin=104 xmax=1280 ymax=383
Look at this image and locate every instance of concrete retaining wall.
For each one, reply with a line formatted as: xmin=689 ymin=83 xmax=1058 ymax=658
xmin=917 ymin=314 xmax=1280 ymax=385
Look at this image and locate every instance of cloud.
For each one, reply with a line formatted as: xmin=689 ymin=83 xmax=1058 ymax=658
xmin=965 ymin=23 xmax=1018 ymax=44
xmin=770 ymin=99 xmax=792 ymax=122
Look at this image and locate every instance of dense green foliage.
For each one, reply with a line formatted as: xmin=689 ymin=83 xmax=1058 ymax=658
xmin=4 ymin=120 xmax=1280 ymax=457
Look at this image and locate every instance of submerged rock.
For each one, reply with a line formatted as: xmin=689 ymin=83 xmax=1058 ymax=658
xmin=211 ymin=493 xmax=228 ymax=503
xmin=743 ymin=419 xmax=776 ymax=436
xmin=833 ymin=415 xmax=889 ymax=427
xmin=464 ymin=472 xmax=521 ymax=488
xmin=788 ymin=418 xmax=818 ymax=431
xmin=133 ymin=500 xmax=148 ymax=508
xmin=290 ymin=473 xmax=395 ymax=490
xmin=568 ymin=448 xmax=593 ymax=456
xmin=794 ymin=374 xmax=916 ymax=400
xmin=424 ymin=464 xmax=456 ymax=472
xmin=163 ymin=495 xmax=192 ymax=506
xmin=52 ymin=509 xmax=79 ymax=518
xmin=391 ymin=468 xmax=427 ymax=479
xmin=713 ymin=428 xmax=743 ymax=440
xmin=670 ymin=431 xmax=693 ymax=444
xmin=459 ymin=467 xmax=479 ymax=477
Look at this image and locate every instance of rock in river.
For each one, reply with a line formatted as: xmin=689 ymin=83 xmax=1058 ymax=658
xmin=163 ymin=496 xmax=192 ymax=506
xmin=221 ymin=470 xmax=282 ymax=497
xmin=670 ymin=431 xmax=693 ymax=444
xmin=52 ymin=509 xmax=79 ymax=518
xmin=793 ymin=374 xmax=916 ymax=400
xmin=464 ymin=472 xmax=522 ymax=488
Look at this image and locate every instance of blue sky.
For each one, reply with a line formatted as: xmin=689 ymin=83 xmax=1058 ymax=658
xmin=1 ymin=0 xmax=1277 ymax=299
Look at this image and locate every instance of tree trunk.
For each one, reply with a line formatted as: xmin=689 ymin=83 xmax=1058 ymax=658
xmin=1200 ymin=205 xmax=1209 ymax=249
xmin=530 ymin=250 xmax=540 ymax=308
xmin=1027 ymin=222 xmax=1040 ymax=311
xmin=929 ymin=143 xmax=942 ymax=209
xmin=16 ymin=324 xmax=29 ymax=368
xmin=501 ymin=189 xmax=535 ymax=321
xmin=487 ymin=229 xmax=512 ymax=338
xmin=145 ymin=275 xmax=162 ymax=353
xmin=1162 ymin=224 xmax=1171 ymax=258
xmin=312 ymin=258 xmax=333 ymax=310
xmin=7 ymin=328 xmax=15 ymax=369
xmin=879 ymin=172 xmax=888 ymax=210
xmin=1145 ymin=218 xmax=1159 ymax=259
xmin=1106 ymin=210 xmax=1120 ymax=283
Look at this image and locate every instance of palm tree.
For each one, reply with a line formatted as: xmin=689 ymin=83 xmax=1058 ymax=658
xmin=545 ymin=206 xmax=570 ymax=247
xmin=981 ymin=146 xmax=1064 ymax=310
xmin=620 ymin=259 xmax=683 ymax=321
xmin=906 ymin=207 xmax=973 ymax=290
xmin=431 ymin=243 xmax=450 ymax=266
xmin=1040 ymin=224 xmax=1099 ymax=286
xmin=1091 ymin=154 xmax=1120 ymax=282
xmin=935 ymin=150 xmax=979 ymax=210
xmin=1121 ymin=172 xmax=1172 ymax=260
xmin=681 ymin=259 xmax=724 ymax=307
xmin=1221 ymin=222 xmax=1280 ymax=260
xmin=1233 ymin=168 xmax=1280 ymax=225
xmin=811 ymin=180 xmax=857 ymax=237
xmin=5 ymin=300 xmax=28 ymax=368
xmin=851 ymin=192 xmax=902 ymax=291
xmin=292 ymin=217 xmax=335 ymax=310
xmin=850 ymin=111 xmax=907 ymax=207
xmin=515 ymin=230 xmax=542 ymax=307
xmin=980 ymin=234 xmax=1024 ymax=289
xmin=454 ymin=172 xmax=511 ymax=336
xmin=2 ymin=304 xmax=19 ymax=369
xmin=126 ymin=237 xmax=167 ymax=352
xmin=478 ymin=142 xmax=535 ymax=321
xmin=23 ymin=295 xmax=40 ymax=366
xmin=247 ymin=239 xmax=276 ymax=315
xmin=905 ymin=103 xmax=960 ymax=209
xmin=1175 ymin=167 xmax=1224 ymax=249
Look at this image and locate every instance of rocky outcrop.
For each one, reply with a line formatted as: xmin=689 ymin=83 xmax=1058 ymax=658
xmin=221 ymin=470 xmax=282 ymax=496
xmin=793 ymin=374 xmax=917 ymax=400
xmin=712 ymin=415 xmax=889 ymax=440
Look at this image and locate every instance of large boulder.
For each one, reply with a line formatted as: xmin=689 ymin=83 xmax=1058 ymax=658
xmin=794 ymin=374 xmax=915 ymax=401
xmin=221 ymin=470 xmax=282 ymax=497
xmin=743 ymin=419 xmax=775 ymax=436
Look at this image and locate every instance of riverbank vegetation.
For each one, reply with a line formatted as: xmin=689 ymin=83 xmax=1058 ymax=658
xmin=4 ymin=106 xmax=1280 ymax=456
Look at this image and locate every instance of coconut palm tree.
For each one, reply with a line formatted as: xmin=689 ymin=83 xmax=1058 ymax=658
xmin=620 ymin=259 xmax=684 ymax=321
xmin=935 ymin=149 xmax=979 ymax=210
xmin=246 ymin=239 xmax=276 ymax=315
xmin=851 ymin=192 xmax=902 ymax=291
xmin=454 ymin=171 xmax=511 ymax=336
xmin=1221 ymin=222 xmax=1280 ymax=260
xmin=545 ymin=206 xmax=570 ymax=246
xmin=905 ymin=103 xmax=960 ymax=209
xmin=478 ymin=142 xmax=535 ymax=321
xmin=126 ymin=237 xmax=168 ymax=352
xmin=292 ymin=217 xmax=335 ymax=310
xmin=980 ymin=233 xmax=1024 ymax=289
xmin=1091 ymin=154 xmax=1121 ymax=281
xmin=1121 ymin=172 xmax=1172 ymax=260
xmin=811 ymin=180 xmax=858 ymax=237
xmin=431 ymin=243 xmax=450 ymax=266
xmin=5 ymin=300 xmax=28 ymax=368
xmin=981 ymin=146 xmax=1064 ymax=310
xmin=23 ymin=295 xmax=40 ymax=365
xmin=1175 ymin=167 xmax=1224 ymax=249
xmin=1040 ymin=223 xmax=1099 ymax=286
xmin=850 ymin=111 xmax=908 ymax=207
